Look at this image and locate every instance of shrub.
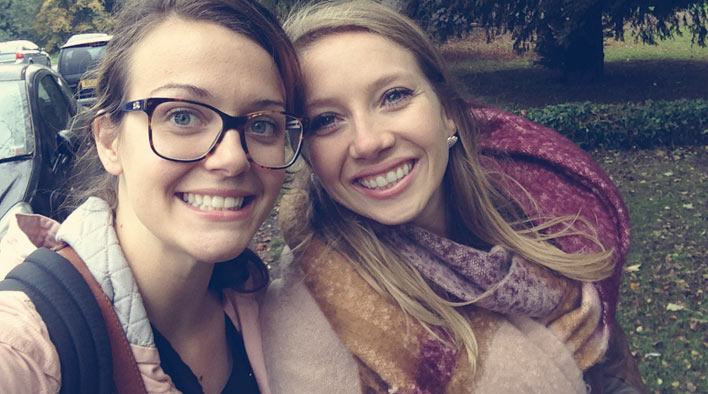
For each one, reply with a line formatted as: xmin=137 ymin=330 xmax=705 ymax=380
xmin=517 ymin=99 xmax=708 ymax=150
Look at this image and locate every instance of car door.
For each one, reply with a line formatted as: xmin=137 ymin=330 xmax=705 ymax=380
xmin=30 ymin=71 xmax=76 ymax=216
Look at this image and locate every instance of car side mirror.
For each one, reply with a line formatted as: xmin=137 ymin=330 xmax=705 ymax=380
xmin=58 ymin=129 xmax=79 ymax=152
xmin=53 ymin=129 xmax=78 ymax=174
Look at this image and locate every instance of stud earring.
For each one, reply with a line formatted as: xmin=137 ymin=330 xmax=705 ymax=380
xmin=447 ymin=133 xmax=459 ymax=149
xmin=310 ymin=172 xmax=321 ymax=187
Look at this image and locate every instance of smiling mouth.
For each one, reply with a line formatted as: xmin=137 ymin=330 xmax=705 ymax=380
xmin=181 ymin=192 xmax=247 ymax=211
xmin=357 ymin=161 xmax=414 ymax=190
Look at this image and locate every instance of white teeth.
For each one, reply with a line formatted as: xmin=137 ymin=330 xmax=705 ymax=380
xmin=182 ymin=193 xmax=244 ymax=211
xmin=359 ymin=162 xmax=413 ymax=190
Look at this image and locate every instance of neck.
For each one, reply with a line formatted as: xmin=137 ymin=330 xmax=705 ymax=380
xmin=113 ymin=212 xmax=218 ymax=339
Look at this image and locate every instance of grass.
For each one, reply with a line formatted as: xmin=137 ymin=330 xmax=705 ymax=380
xmin=441 ymin=30 xmax=708 ymax=110
xmin=591 ymin=147 xmax=708 ymax=393
xmin=441 ymin=29 xmax=708 ymax=393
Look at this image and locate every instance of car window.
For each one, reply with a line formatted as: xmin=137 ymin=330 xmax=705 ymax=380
xmin=36 ymin=75 xmax=71 ymax=133
xmin=0 ymin=81 xmax=33 ymax=160
xmin=59 ymin=45 xmax=106 ymax=75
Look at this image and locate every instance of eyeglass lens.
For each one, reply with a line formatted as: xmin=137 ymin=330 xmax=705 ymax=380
xmin=150 ymin=101 xmax=301 ymax=167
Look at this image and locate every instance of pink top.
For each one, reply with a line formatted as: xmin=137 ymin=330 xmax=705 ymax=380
xmin=0 ymin=209 xmax=272 ymax=394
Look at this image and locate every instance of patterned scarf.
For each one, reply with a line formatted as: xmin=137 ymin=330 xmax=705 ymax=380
xmin=291 ymin=221 xmax=582 ymax=393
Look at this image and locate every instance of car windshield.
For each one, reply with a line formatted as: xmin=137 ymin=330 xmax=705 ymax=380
xmin=0 ymin=81 xmax=33 ymax=161
xmin=60 ymin=44 xmax=106 ymax=75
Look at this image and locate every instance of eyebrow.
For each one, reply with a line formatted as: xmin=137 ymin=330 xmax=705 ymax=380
xmin=149 ymin=84 xmax=286 ymax=111
xmin=150 ymin=83 xmax=211 ymax=98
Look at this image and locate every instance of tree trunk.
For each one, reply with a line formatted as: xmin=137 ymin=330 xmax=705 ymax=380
xmin=562 ymin=2 xmax=605 ymax=83
xmin=381 ymin=0 xmax=417 ymax=16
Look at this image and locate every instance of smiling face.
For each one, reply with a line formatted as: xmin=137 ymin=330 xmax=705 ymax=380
xmin=301 ymin=31 xmax=456 ymax=235
xmin=95 ymin=18 xmax=286 ymax=265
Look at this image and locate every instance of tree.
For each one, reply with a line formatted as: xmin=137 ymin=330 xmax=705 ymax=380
xmin=399 ymin=0 xmax=708 ymax=82
xmin=0 ymin=0 xmax=45 ymax=43
xmin=34 ymin=0 xmax=114 ymax=52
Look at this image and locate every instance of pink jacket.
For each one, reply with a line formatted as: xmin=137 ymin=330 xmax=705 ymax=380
xmin=0 ymin=198 xmax=272 ymax=394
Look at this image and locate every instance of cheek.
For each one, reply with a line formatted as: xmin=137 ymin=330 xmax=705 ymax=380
xmin=257 ymin=168 xmax=286 ymax=200
xmin=306 ymin=137 xmax=344 ymax=183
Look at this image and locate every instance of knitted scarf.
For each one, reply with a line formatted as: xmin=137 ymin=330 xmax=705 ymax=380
xmin=288 ymin=218 xmax=596 ymax=394
xmin=380 ymin=224 xmax=576 ymax=317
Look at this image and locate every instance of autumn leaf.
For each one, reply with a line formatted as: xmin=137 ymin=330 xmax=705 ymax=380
xmin=624 ymin=264 xmax=641 ymax=272
xmin=666 ymin=303 xmax=685 ymax=311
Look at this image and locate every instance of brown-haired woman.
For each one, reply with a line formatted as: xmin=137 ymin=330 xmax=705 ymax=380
xmin=0 ymin=0 xmax=304 ymax=392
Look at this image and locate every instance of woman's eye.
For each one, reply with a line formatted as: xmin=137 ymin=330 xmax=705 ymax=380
xmin=169 ymin=110 xmax=201 ymax=127
xmin=382 ymin=88 xmax=412 ymax=107
xmin=247 ymin=118 xmax=278 ymax=137
xmin=309 ymin=113 xmax=339 ymax=136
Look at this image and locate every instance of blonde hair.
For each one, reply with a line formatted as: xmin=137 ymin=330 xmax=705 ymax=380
xmin=285 ymin=0 xmax=613 ymax=375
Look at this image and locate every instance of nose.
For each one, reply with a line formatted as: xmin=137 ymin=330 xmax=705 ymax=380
xmin=202 ymin=129 xmax=251 ymax=176
xmin=348 ymin=115 xmax=395 ymax=159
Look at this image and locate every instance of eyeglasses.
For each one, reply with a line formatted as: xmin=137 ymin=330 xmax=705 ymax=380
xmin=118 ymin=98 xmax=305 ymax=169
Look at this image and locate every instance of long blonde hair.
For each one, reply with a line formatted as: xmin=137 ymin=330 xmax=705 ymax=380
xmin=284 ymin=0 xmax=613 ymax=374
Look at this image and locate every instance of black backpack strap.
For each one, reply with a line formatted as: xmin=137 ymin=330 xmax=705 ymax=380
xmin=0 ymin=247 xmax=113 ymax=394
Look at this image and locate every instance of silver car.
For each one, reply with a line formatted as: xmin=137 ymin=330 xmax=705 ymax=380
xmin=0 ymin=40 xmax=51 ymax=67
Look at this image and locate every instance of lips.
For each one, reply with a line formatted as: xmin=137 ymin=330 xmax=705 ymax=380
xmin=181 ymin=192 xmax=245 ymax=211
xmin=356 ymin=161 xmax=413 ymax=190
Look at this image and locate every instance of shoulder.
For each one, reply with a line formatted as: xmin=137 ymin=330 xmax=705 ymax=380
xmin=260 ymin=247 xmax=361 ymax=394
xmin=0 ymin=291 xmax=61 ymax=394
xmin=0 ymin=213 xmax=62 ymax=279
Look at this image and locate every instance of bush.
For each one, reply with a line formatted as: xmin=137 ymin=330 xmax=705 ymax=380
xmin=517 ymin=99 xmax=708 ymax=150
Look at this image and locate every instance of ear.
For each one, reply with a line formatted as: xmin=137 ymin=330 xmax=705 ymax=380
xmin=93 ymin=115 xmax=123 ymax=176
xmin=442 ymin=106 xmax=457 ymax=138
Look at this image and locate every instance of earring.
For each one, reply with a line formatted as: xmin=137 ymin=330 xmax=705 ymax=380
xmin=310 ymin=172 xmax=320 ymax=187
xmin=447 ymin=133 xmax=459 ymax=149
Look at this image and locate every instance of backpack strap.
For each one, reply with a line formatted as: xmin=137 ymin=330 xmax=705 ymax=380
xmin=0 ymin=247 xmax=112 ymax=394
xmin=56 ymin=246 xmax=149 ymax=394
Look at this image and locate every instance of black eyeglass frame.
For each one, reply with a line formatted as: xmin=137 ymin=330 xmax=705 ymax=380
xmin=118 ymin=97 xmax=305 ymax=170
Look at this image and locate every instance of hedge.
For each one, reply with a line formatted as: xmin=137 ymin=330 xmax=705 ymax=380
xmin=515 ymin=99 xmax=708 ymax=150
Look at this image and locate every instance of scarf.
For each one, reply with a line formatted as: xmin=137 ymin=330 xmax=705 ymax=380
xmin=380 ymin=224 xmax=575 ymax=317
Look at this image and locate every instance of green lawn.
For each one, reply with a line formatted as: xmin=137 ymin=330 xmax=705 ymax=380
xmin=441 ymin=29 xmax=708 ymax=394
xmin=442 ymin=30 xmax=708 ymax=110
xmin=592 ymin=147 xmax=707 ymax=394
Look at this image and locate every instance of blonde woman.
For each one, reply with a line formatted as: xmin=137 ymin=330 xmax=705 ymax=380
xmin=261 ymin=1 xmax=645 ymax=393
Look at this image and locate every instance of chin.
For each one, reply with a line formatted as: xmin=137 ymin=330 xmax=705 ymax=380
xmin=190 ymin=240 xmax=250 ymax=263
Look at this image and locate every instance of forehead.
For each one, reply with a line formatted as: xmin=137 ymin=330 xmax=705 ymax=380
xmin=302 ymin=30 xmax=417 ymax=68
xmin=300 ymin=31 xmax=427 ymax=101
xmin=126 ymin=18 xmax=284 ymax=107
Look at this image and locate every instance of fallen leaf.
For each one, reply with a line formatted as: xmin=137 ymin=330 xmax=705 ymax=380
xmin=629 ymin=282 xmax=639 ymax=290
xmin=663 ymin=171 xmax=674 ymax=176
xmin=682 ymin=203 xmax=694 ymax=209
xmin=624 ymin=264 xmax=641 ymax=272
xmin=666 ymin=303 xmax=685 ymax=311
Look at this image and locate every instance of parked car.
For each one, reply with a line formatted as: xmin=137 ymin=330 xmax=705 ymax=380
xmin=0 ymin=63 xmax=78 ymax=239
xmin=57 ymin=33 xmax=111 ymax=105
xmin=0 ymin=40 xmax=51 ymax=67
